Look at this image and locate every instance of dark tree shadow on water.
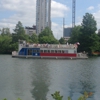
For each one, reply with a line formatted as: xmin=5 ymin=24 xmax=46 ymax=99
xmin=30 ymin=61 xmax=50 ymax=100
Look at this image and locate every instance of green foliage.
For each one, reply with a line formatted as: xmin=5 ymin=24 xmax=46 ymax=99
xmin=0 ymin=35 xmax=12 ymax=54
xmin=68 ymin=97 xmax=72 ymax=100
xmin=89 ymin=33 xmax=100 ymax=52
xmin=12 ymin=21 xmax=29 ymax=43
xmin=59 ymin=37 xmax=66 ymax=44
xmin=68 ymin=13 xmax=99 ymax=54
xmin=38 ymin=27 xmax=59 ymax=44
xmin=30 ymin=33 xmax=38 ymax=43
xmin=51 ymin=91 xmax=63 ymax=100
xmin=78 ymin=13 xmax=99 ymax=53
xmin=1 ymin=28 xmax=11 ymax=36
xmin=77 ymin=92 xmax=93 ymax=100
xmin=17 ymin=98 xmax=21 ymax=100
xmin=14 ymin=21 xmax=25 ymax=35
xmin=81 ymin=13 xmax=97 ymax=35
xmin=52 ymin=91 xmax=93 ymax=100
xmin=1 ymin=91 xmax=93 ymax=100
xmin=68 ymin=25 xmax=82 ymax=44
xmin=3 ymin=99 xmax=7 ymax=100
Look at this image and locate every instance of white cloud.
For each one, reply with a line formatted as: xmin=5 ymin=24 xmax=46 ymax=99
xmin=0 ymin=0 xmax=69 ymax=38
xmin=52 ymin=22 xmax=63 ymax=39
xmin=87 ymin=6 xmax=94 ymax=10
xmin=51 ymin=0 xmax=69 ymax=18
xmin=93 ymin=10 xmax=100 ymax=29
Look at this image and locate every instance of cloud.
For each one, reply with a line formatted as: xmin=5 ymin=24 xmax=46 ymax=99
xmin=0 ymin=0 xmax=36 ymax=29
xmin=0 ymin=0 xmax=69 ymax=38
xmin=87 ymin=6 xmax=94 ymax=10
xmin=52 ymin=22 xmax=63 ymax=39
xmin=93 ymin=10 xmax=100 ymax=30
xmin=51 ymin=0 xmax=69 ymax=18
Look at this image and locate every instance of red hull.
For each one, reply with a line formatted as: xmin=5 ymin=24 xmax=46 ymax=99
xmin=40 ymin=53 xmax=77 ymax=57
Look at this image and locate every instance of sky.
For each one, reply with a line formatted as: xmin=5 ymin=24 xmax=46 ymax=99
xmin=0 ymin=0 xmax=100 ymax=39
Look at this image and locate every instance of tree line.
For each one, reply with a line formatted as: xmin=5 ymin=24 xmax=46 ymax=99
xmin=0 ymin=21 xmax=65 ymax=54
xmin=0 ymin=12 xmax=100 ymax=55
xmin=68 ymin=13 xmax=100 ymax=55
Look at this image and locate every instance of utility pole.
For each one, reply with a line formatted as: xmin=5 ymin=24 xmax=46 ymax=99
xmin=72 ymin=0 xmax=76 ymax=28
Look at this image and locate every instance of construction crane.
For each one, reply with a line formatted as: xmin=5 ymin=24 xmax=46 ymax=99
xmin=72 ymin=0 xmax=76 ymax=28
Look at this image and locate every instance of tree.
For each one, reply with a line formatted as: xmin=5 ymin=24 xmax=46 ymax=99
xmin=14 ymin=21 xmax=25 ymax=35
xmin=68 ymin=25 xmax=82 ymax=44
xmin=89 ymin=33 xmax=100 ymax=52
xmin=0 ymin=35 xmax=12 ymax=54
xmin=81 ymin=13 xmax=97 ymax=35
xmin=59 ymin=37 xmax=66 ymax=44
xmin=1 ymin=28 xmax=11 ymax=36
xmin=38 ymin=27 xmax=59 ymax=44
xmin=30 ymin=33 xmax=38 ymax=43
xmin=78 ymin=13 xmax=98 ymax=53
xmin=12 ymin=21 xmax=29 ymax=42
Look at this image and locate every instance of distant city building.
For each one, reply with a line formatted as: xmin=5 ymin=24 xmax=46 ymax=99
xmin=36 ymin=0 xmax=51 ymax=35
xmin=25 ymin=25 xmax=36 ymax=36
xmin=63 ymin=27 xmax=72 ymax=41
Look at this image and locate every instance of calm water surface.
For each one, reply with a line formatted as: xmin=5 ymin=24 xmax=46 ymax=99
xmin=0 ymin=55 xmax=100 ymax=100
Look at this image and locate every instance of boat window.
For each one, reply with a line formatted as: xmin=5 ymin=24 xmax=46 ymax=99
xmin=37 ymin=50 xmax=40 ymax=53
xmin=62 ymin=50 xmax=64 ymax=53
xmin=33 ymin=50 xmax=35 ymax=53
xmin=34 ymin=50 xmax=37 ymax=53
xmin=44 ymin=50 xmax=47 ymax=53
xmin=41 ymin=50 xmax=44 ymax=53
xmin=28 ymin=49 xmax=32 ymax=55
xmin=55 ymin=50 xmax=57 ymax=53
xmin=51 ymin=50 xmax=54 ymax=53
xmin=58 ymin=50 xmax=61 ymax=53
xmin=48 ymin=50 xmax=50 ymax=53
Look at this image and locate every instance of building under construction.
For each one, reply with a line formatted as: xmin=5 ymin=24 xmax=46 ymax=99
xmin=63 ymin=0 xmax=76 ymax=40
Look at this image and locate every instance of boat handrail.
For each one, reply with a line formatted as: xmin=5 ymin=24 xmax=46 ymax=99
xmin=22 ymin=44 xmax=77 ymax=49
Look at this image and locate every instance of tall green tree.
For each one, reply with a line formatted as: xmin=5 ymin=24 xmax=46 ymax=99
xmin=59 ymin=37 xmax=66 ymax=44
xmin=38 ymin=27 xmax=59 ymax=44
xmin=12 ymin=21 xmax=29 ymax=42
xmin=0 ymin=35 xmax=12 ymax=54
xmin=78 ymin=13 xmax=98 ymax=53
xmin=30 ymin=33 xmax=38 ymax=43
xmin=89 ymin=33 xmax=100 ymax=52
xmin=68 ymin=25 xmax=82 ymax=44
xmin=14 ymin=21 xmax=25 ymax=35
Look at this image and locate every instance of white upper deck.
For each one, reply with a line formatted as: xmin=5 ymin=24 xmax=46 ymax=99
xmin=18 ymin=40 xmax=77 ymax=50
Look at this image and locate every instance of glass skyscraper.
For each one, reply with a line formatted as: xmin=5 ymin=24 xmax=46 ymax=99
xmin=36 ymin=0 xmax=51 ymax=35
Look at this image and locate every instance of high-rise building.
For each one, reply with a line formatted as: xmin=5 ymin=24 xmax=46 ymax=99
xmin=36 ymin=0 xmax=51 ymax=35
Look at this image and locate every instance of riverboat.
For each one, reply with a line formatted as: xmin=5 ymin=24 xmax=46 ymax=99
xmin=12 ymin=40 xmax=88 ymax=59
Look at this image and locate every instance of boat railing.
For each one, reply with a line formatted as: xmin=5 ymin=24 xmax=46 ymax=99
xmin=77 ymin=53 xmax=88 ymax=58
xmin=22 ymin=44 xmax=77 ymax=49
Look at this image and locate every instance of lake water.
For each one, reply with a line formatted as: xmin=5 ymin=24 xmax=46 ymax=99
xmin=0 ymin=55 xmax=100 ymax=100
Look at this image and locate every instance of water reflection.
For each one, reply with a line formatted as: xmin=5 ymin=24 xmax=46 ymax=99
xmin=68 ymin=60 xmax=95 ymax=99
xmin=79 ymin=61 xmax=95 ymax=93
xmin=30 ymin=60 xmax=50 ymax=100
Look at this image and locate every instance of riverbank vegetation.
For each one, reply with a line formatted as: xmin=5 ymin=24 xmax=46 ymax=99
xmin=0 ymin=12 xmax=100 ymax=55
xmin=52 ymin=91 xmax=93 ymax=100
xmin=2 ymin=91 xmax=93 ymax=100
